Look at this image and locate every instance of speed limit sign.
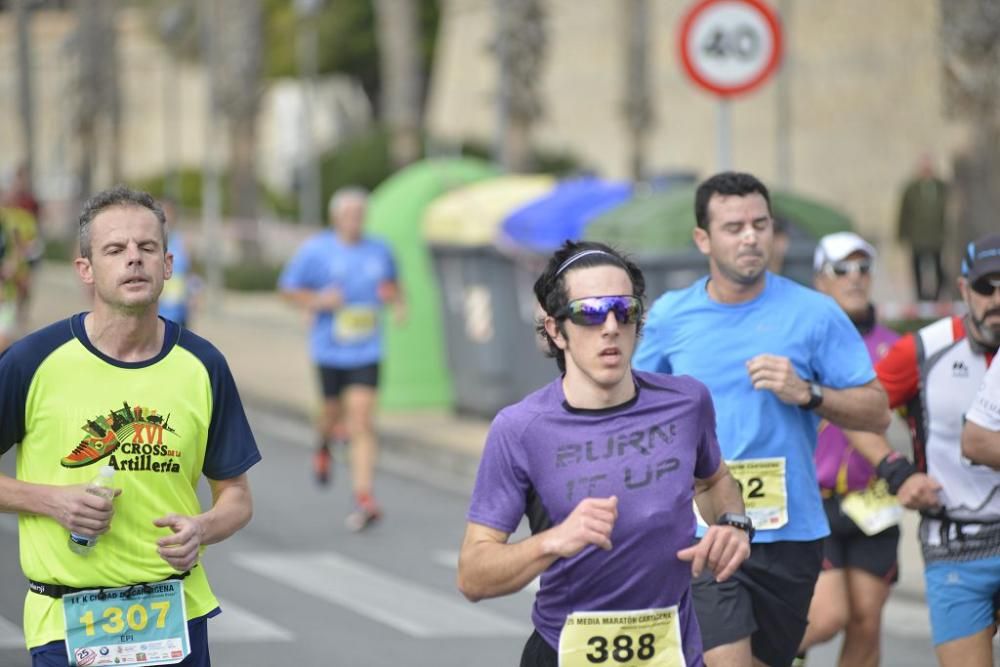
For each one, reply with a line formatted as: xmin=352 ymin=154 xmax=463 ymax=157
xmin=679 ymin=0 xmax=783 ymax=97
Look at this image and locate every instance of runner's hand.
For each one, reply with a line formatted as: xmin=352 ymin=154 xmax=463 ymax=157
xmin=896 ymin=473 xmax=942 ymax=510
xmin=746 ymin=354 xmax=811 ymax=405
xmin=676 ymin=525 xmax=750 ymax=582
xmin=312 ymin=288 xmax=344 ymax=313
xmin=51 ymin=484 xmax=121 ymax=538
xmin=153 ymin=514 xmax=205 ymax=572
xmin=544 ymin=496 xmax=618 ymax=558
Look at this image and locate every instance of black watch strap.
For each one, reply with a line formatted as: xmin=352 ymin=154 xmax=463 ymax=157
xmin=717 ymin=512 xmax=755 ymax=541
xmin=801 ymin=382 xmax=823 ymax=410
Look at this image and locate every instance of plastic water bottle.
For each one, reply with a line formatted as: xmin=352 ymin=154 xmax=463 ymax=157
xmin=68 ymin=465 xmax=116 ymax=555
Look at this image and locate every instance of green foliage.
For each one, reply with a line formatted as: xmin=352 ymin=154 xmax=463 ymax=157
xmin=147 ymin=0 xmax=440 ymax=109
xmin=263 ymin=0 xmax=440 ymax=104
xmin=41 ymin=237 xmax=75 ymax=263
xmin=223 ymin=261 xmax=283 ymax=292
xmin=317 ymin=126 xmax=395 ymax=201
xmin=131 ymin=169 xmax=297 ymax=218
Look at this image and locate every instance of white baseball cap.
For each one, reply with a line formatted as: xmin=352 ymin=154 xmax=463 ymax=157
xmin=813 ymin=232 xmax=877 ymax=272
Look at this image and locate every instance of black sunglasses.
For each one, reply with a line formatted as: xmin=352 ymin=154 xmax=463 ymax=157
xmin=970 ymin=278 xmax=1000 ymax=297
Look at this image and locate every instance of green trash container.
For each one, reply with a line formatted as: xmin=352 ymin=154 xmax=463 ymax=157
xmin=367 ymin=157 xmax=500 ymax=410
xmin=423 ymin=175 xmax=557 ymax=417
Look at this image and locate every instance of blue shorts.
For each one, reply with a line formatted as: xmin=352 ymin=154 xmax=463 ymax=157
xmin=30 ymin=613 xmax=212 ymax=666
xmin=924 ymin=555 xmax=1000 ymax=645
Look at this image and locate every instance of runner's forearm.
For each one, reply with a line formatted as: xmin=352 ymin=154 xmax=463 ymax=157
xmin=961 ymin=422 xmax=1000 ymax=470
xmin=694 ymin=463 xmax=745 ymax=526
xmin=843 ymin=429 xmax=895 ymax=467
xmin=815 ymin=380 xmax=890 ymax=433
xmin=0 ymin=471 xmax=58 ymax=518
xmin=197 ymin=475 xmax=253 ymax=545
xmin=458 ymin=526 xmax=558 ymax=602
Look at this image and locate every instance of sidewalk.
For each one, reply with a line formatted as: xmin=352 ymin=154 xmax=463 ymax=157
xmin=24 ymin=261 xmax=926 ymax=603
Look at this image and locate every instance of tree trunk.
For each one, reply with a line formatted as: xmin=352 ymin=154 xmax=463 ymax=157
xmin=623 ymin=0 xmax=653 ymax=181
xmin=375 ymin=0 xmax=423 ymax=168
xmin=13 ymin=0 xmax=35 ymax=178
xmin=215 ymin=0 xmax=262 ymax=260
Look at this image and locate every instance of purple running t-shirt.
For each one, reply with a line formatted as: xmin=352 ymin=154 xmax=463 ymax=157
xmin=467 ymin=370 xmax=722 ymax=663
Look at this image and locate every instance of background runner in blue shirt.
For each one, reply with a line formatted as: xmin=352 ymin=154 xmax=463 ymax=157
xmin=279 ymin=187 xmax=405 ymax=531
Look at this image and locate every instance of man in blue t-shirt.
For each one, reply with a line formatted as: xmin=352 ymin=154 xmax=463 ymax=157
xmin=279 ymin=187 xmax=405 ymax=531
xmin=633 ymin=172 xmax=890 ymax=667
xmin=460 ymin=240 xmax=753 ymax=667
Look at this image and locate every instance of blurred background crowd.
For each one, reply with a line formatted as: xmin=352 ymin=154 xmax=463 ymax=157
xmin=1 ymin=0 xmax=998 ymax=415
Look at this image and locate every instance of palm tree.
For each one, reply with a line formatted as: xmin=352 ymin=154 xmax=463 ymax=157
xmin=73 ymin=0 xmax=119 ymax=198
xmin=374 ymin=0 xmax=423 ymax=167
xmin=213 ymin=0 xmax=263 ymax=228
xmin=13 ymin=0 xmax=35 ymax=178
xmin=623 ymin=0 xmax=653 ymax=181
xmin=494 ymin=0 xmax=547 ymax=172
xmin=940 ymin=0 xmax=1000 ymax=247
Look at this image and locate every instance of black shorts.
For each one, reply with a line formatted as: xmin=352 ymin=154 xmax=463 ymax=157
xmin=520 ymin=630 xmax=557 ymax=667
xmin=692 ymin=539 xmax=823 ymax=667
xmin=822 ymin=495 xmax=900 ymax=583
xmin=317 ymin=363 xmax=379 ymax=397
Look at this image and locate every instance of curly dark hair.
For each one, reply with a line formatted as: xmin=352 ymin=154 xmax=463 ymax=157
xmin=533 ymin=240 xmax=646 ymax=373
xmin=694 ymin=171 xmax=772 ymax=230
xmin=78 ymin=185 xmax=166 ymax=259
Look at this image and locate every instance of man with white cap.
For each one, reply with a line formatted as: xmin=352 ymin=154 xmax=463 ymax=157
xmin=874 ymin=232 xmax=1000 ymax=666
xmin=797 ymin=232 xmax=941 ymax=667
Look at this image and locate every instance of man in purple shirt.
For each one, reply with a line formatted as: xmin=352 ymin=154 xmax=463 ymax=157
xmin=458 ymin=241 xmax=752 ymax=667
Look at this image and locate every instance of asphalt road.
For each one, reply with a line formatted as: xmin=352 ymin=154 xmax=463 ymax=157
xmin=0 ymin=405 xmax=956 ymax=666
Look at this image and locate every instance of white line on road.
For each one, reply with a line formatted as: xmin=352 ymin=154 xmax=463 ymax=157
xmin=0 ymin=613 xmax=23 ymax=649
xmin=212 ymin=597 xmax=295 ymax=642
xmin=232 ymin=552 xmax=531 ymax=638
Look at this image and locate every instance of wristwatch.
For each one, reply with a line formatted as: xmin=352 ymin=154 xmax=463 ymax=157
xmin=717 ymin=512 xmax=755 ymax=541
xmin=801 ymin=382 xmax=824 ymax=410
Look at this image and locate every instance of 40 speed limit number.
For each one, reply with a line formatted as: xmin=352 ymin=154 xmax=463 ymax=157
xmin=679 ymin=0 xmax=783 ymax=97
xmin=559 ymin=607 xmax=685 ymax=666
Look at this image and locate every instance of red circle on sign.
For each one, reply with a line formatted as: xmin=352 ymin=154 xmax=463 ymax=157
xmin=678 ymin=0 xmax=783 ymax=98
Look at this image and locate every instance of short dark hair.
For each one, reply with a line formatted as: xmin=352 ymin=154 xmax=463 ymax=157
xmin=78 ymin=185 xmax=167 ymax=259
xmin=533 ymin=240 xmax=646 ymax=372
xmin=694 ymin=171 xmax=772 ymax=230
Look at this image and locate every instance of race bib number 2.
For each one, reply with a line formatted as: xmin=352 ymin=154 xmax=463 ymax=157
xmin=726 ymin=457 xmax=787 ymax=530
xmin=558 ymin=607 xmax=684 ymax=667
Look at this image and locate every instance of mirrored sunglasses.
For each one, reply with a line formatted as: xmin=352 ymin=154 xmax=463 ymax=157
xmin=825 ymin=259 xmax=872 ymax=277
xmin=970 ymin=277 xmax=1000 ymax=297
xmin=557 ymin=295 xmax=643 ymax=326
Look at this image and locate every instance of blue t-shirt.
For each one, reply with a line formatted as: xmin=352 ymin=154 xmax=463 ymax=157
xmin=633 ymin=273 xmax=875 ymax=542
xmin=467 ymin=371 xmax=720 ymax=662
xmin=278 ymin=231 xmax=397 ymax=368
xmin=159 ymin=231 xmax=191 ymax=325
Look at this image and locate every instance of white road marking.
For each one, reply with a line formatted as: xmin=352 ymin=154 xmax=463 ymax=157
xmin=211 ymin=597 xmax=295 ymax=642
xmin=233 ymin=552 xmax=531 ymax=638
